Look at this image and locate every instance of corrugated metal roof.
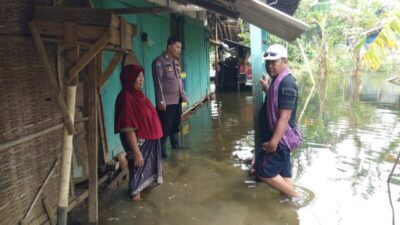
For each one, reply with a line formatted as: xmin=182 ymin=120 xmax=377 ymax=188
xmin=183 ymin=0 xmax=309 ymax=41
xmin=236 ymin=0 xmax=309 ymax=41
xmin=266 ymin=0 xmax=301 ymax=16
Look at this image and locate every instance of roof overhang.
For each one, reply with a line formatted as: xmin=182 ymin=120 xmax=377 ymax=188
xmin=183 ymin=0 xmax=310 ymax=41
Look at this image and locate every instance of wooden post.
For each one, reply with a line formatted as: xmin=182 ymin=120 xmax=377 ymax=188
xmin=250 ymin=25 xmax=268 ymax=149
xmin=88 ymin=55 xmax=99 ymax=224
xmin=97 ymin=53 xmax=109 ymax=163
xmin=57 ymin=22 xmax=78 ymax=225
xmin=214 ymin=18 xmax=219 ymax=88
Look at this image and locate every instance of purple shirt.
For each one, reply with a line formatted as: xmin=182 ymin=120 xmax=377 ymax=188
xmin=151 ymin=52 xmax=187 ymax=106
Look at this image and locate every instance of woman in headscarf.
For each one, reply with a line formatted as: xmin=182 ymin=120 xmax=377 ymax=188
xmin=115 ymin=64 xmax=163 ymax=201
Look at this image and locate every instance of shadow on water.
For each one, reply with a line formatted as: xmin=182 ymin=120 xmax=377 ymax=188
xmin=98 ymin=73 xmax=400 ymax=225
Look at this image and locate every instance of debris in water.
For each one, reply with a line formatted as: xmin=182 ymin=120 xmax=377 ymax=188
xmin=241 ymin=164 xmax=250 ymax=171
xmin=168 ymin=195 xmax=176 ymax=200
xmin=232 ymin=150 xmax=253 ymax=161
xmin=107 ymin=217 xmax=120 ymax=221
xmin=245 ymin=180 xmax=256 ymax=184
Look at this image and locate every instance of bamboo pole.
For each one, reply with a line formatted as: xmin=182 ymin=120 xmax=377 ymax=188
xmin=57 ymin=22 xmax=78 ymax=225
xmin=297 ymin=39 xmax=315 ymax=85
xmin=297 ymin=39 xmax=317 ymax=123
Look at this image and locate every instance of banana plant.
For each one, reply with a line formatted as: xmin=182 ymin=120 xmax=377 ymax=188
xmin=356 ymin=12 xmax=400 ymax=70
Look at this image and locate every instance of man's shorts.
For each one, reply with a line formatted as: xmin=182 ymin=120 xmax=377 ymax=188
xmin=254 ymin=143 xmax=292 ymax=178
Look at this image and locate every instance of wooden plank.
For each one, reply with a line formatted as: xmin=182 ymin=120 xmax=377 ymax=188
xmin=35 ymin=20 xmax=120 ymax=44
xmin=34 ymin=6 xmax=116 ymax=27
xmin=96 ymin=52 xmax=103 ymax=92
xmin=67 ymin=32 xmax=110 ymax=83
xmin=100 ymin=52 xmax=123 ymax=86
xmin=111 ymin=7 xmax=169 ymax=14
xmin=120 ymin=18 xmax=127 ymax=49
xmin=105 ymin=169 xmax=129 ymax=192
xmin=88 ymin=58 xmax=99 ymax=224
xmin=96 ymin=52 xmax=109 ymax=164
xmin=98 ymin=96 xmax=109 ymax=164
xmin=67 ymin=190 xmax=88 ymax=212
xmin=42 ymin=198 xmax=56 ymax=225
xmin=28 ymin=22 xmax=75 ymax=135
xmin=41 ymin=37 xmax=126 ymax=52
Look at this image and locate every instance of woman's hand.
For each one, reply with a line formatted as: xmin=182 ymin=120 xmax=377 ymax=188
xmin=134 ymin=152 xmax=144 ymax=167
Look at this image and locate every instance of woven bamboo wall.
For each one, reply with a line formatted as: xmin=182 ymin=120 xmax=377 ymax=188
xmin=0 ymin=0 xmax=52 ymax=35
xmin=0 ymin=0 xmax=73 ymax=223
xmin=0 ymin=34 xmax=64 ymax=225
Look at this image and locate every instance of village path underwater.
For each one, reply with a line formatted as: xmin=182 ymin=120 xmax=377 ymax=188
xmin=78 ymin=71 xmax=400 ymax=225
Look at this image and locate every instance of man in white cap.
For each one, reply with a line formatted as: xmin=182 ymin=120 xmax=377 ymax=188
xmin=253 ymin=44 xmax=302 ymax=197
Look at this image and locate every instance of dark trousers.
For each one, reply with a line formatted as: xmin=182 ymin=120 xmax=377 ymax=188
xmin=157 ymin=104 xmax=182 ymax=154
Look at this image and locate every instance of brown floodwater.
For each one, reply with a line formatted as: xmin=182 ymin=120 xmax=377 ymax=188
xmin=98 ymin=77 xmax=400 ymax=225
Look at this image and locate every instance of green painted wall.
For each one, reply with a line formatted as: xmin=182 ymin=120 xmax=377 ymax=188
xmin=182 ymin=17 xmax=210 ymax=105
xmin=93 ymin=0 xmax=209 ymax=158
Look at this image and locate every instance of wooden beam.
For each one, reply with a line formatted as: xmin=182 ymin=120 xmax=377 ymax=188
xmin=100 ymin=52 xmax=123 ymax=86
xmin=34 ymin=6 xmax=120 ymax=28
xmin=120 ymin=18 xmax=127 ymax=50
xmin=217 ymin=21 xmax=224 ymax=41
xmin=67 ymin=173 xmax=109 ymax=212
xmin=41 ymin=37 xmax=130 ymax=52
xmin=111 ymin=6 xmax=169 ymax=14
xmin=29 ymin=22 xmax=75 ymax=135
xmin=183 ymin=0 xmax=239 ymax=18
xmin=35 ymin=20 xmax=120 ymax=45
xmin=42 ymin=198 xmax=56 ymax=225
xmin=227 ymin=22 xmax=232 ymax=40
xmin=67 ymin=190 xmax=88 ymax=212
xmin=67 ymin=32 xmax=110 ymax=83
xmin=97 ymin=99 xmax=109 ymax=163
xmin=105 ymin=169 xmax=128 ymax=192
xmin=96 ymin=51 xmax=103 ymax=92
xmin=88 ymin=57 xmax=99 ymax=224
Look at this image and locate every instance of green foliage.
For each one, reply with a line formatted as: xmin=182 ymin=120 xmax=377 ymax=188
xmin=237 ymin=19 xmax=251 ymax=47
xmin=361 ymin=13 xmax=400 ymax=69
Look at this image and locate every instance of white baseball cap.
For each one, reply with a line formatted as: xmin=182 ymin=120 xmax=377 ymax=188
xmin=262 ymin=44 xmax=288 ymax=61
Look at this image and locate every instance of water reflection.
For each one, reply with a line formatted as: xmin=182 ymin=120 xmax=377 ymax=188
xmin=294 ymin=72 xmax=400 ymax=224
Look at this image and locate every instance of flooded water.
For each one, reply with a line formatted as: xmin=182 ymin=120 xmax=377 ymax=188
xmin=98 ymin=76 xmax=400 ymax=225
